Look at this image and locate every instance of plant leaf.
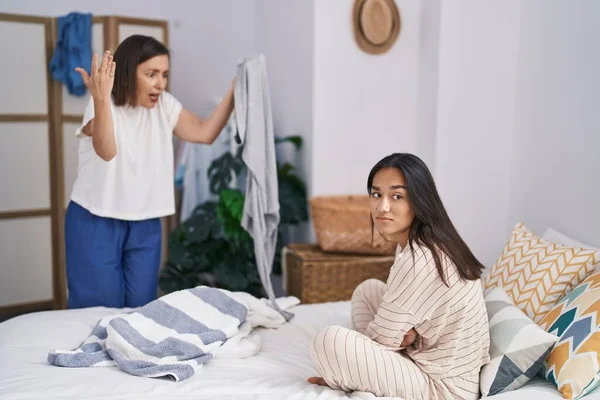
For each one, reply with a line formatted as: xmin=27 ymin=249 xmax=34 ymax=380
xmin=275 ymin=135 xmax=303 ymax=150
xmin=216 ymin=189 xmax=246 ymax=239
xmin=277 ymin=162 xmax=308 ymax=225
xmin=182 ymin=211 xmax=220 ymax=244
xmin=208 ymin=152 xmax=244 ymax=194
xmin=220 ymin=189 xmax=245 ymax=222
xmin=278 ymin=162 xmax=294 ymax=177
xmin=192 ymin=201 xmax=218 ymax=216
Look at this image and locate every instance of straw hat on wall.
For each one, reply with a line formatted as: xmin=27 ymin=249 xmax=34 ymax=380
xmin=352 ymin=0 xmax=401 ymax=55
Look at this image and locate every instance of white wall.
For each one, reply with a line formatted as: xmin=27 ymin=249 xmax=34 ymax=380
xmin=416 ymin=0 xmax=440 ymax=170
xmin=434 ymin=0 xmax=600 ymax=267
xmin=508 ymin=0 xmax=600 ymax=248
xmin=434 ymin=1 xmax=522 ymax=267
xmin=1 ymin=0 xmax=255 ymax=117
xmin=312 ymin=0 xmax=424 ymax=196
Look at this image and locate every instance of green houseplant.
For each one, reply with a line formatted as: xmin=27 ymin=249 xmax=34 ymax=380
xmin=159 ymin=135 xmax=308 ymax=298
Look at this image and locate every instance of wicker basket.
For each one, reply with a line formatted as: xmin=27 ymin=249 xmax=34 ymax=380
xmin=310 ymin=195 xmax=397 ymax=255
xmin=284 ymin=244 xmax=395 ymax=303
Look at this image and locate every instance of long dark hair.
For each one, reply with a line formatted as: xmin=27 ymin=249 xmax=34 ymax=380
xmin=112 ymin=35 xmax=169 ymax=106
xmin=367 ymin=153 xmax=484 ymax=285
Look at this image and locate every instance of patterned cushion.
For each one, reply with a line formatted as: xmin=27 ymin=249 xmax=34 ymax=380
xmin=483 ymin=222 xmax=600 ymax=323
xmin=480 ymin=287 xmax=559 ymax=396
xmin=538 ymin=272 xmax=600 ymax=399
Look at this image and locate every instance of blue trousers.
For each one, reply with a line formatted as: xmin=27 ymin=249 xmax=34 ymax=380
xmin=65 ymin=201 xmax=162 ymax=309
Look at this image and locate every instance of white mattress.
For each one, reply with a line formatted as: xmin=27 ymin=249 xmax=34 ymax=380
xmin=0 ymin=301 xmax=595 ymax=400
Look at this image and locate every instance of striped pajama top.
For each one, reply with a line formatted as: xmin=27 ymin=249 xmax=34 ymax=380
xmin=365 ymin=243 xmax=491 ymax=381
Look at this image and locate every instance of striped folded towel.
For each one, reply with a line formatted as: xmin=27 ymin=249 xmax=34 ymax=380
xmin=48 ymin=286 xmax=298 ymax=381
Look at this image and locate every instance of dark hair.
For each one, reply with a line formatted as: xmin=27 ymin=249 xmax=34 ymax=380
xmin=367 ymin=153 xmax=485 ymax=285
xmin=112 ymin=35 xmax=169 ymax=106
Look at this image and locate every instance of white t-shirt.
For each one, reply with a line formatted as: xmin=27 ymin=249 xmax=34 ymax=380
xmin=70 ymin=91 xmax=183 ymax=221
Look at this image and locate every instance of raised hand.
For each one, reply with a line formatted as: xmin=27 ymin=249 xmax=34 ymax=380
xmin=75 ymin=51 xmax=116 ymax=102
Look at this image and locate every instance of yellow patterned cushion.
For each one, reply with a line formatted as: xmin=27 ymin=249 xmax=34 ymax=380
xmin=538 ymin=272 xmax=600 ymax=398
xmin=483 ymin=222 xmax=600 ymax=323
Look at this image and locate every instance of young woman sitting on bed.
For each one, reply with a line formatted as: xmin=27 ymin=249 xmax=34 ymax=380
xmin=308 ymin=153 xmax=491 ymax=399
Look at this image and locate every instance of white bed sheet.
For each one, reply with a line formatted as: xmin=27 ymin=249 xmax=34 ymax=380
xmin=0 ymin=301 xmax=597 ymax=400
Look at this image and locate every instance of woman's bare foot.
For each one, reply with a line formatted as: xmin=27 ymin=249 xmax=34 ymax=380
xmin=308 ymin=376 xmax=330 ymax=387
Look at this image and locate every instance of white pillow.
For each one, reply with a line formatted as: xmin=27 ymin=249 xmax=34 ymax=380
xmin=542 ymin=228 xmax=599 ymax=250
xmin=480 ymin=287 xmax=559 ymax=396
xmin=543 ymin=228 xmax=600 ymax=272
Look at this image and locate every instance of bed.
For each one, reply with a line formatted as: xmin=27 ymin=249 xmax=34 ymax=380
xmin=0 ymin=300 xmax=597 ymax=400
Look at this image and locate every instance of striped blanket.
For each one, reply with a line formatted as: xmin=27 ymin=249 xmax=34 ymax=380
xmin=47 ymin=286 xmax=297 ymax=381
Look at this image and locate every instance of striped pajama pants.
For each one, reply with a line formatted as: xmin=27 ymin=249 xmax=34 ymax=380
xmin=309 ymin=279 xmax=444 ymax=399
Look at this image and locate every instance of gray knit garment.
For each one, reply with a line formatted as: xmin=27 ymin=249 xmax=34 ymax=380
xmin=233 ymin=54 xmax=293 ymax=321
